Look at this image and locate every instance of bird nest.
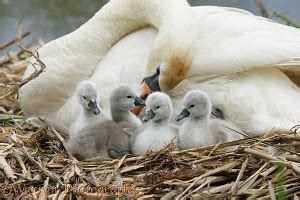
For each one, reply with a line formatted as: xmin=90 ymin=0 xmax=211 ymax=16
xmin=1 ymin=33 xmax=300 ymax=199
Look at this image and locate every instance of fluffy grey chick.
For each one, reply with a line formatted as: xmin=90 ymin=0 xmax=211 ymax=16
xmin=110 ymin=84 xmax=145 ymax=127
xmin=131 ymin=92 xmax=178 ymax=155
xmin=67 ymin=84 xmax=144 ymax=160
xmin=26 ymin=80 xmax=103 ymax=135
xmin=176 ymin=90 xmax=243 ymax=150
xmin=71 ymin=80 xmax=106 ymax=135
xmin=67 ymin=121 xmax=133 ymax=160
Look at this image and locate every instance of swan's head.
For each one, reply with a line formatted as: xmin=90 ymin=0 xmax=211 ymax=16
xmin=143 ymin=92 xmax=172 ymax=122
xmin=110 ymin=84 xmax=145 ymax=111
xmin=76 ymin=80 xmax=100 ymax=115
xmin=142 ymin=52 xmax=194 ymax=92
xmin=131 ymin=42 xmax=195 ymax=116
xmin=176 ymin=90 xmax=211 ymax=121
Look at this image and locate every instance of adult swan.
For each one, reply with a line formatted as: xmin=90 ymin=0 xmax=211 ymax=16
xmin=19 ymin=0 xmax=300 ymax=136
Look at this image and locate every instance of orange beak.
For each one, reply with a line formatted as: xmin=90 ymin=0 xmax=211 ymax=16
xmin=130 ymin=81 xmax=152 ymax=116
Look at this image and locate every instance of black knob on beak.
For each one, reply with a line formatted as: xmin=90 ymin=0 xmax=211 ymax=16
xmin=142 ymin=65 xmax=161 ymax=92
xmin=88 ymin=101 xmax=100 ymax=115
xmin=134 ymin=97 xmax=146 ymax=106
xmin=143 ymin=109 xmax=155 ymax=122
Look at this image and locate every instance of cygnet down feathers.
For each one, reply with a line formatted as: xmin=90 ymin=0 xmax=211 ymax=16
xmin=68 ymin=84 xmax=145 ymax=160
xmin=70 ymin=80 xmax=106 ymax=135
xmin=131 ymin=92 xmax=178 ymax=155
xmin=176 ymin=90 xmax=243 ymax=150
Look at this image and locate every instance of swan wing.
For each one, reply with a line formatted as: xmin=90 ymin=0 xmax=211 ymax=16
xmin=188 ymin=6 xmax=300 ymax=80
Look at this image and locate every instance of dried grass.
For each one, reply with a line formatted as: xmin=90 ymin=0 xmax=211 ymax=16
xmin=0 ymin=31 xmax=300 ymax=199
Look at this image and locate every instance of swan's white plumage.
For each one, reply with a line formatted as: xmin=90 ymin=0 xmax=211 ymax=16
xmin=19 ymin=2 xmax=300 ymax=135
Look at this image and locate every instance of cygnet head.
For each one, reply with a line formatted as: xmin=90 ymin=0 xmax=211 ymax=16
xmin=176 ymin=90 xmax=211 ymax=121
xmin=110 ymin=84 xmax=145 ymax=111
xmin=76 ymin=80 xmax=100 ymax=115
xmin=143 ymin=92 xmax=173 ymax=122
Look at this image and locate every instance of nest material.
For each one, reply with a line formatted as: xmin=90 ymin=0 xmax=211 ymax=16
xmin=1 ymin=33 xmax=300 ymax=200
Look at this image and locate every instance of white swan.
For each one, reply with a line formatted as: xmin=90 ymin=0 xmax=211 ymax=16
xmin=176 ymin=90 xmax=242 ymax=149
xmin=131 ymin=92 xmax=178 ymax=155
xmin=19 ymin=0 xmax=300 ymax=136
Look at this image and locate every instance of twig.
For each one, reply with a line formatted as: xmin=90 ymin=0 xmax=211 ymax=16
xmin=73 ymin=164 xmax=100 ymax=187
xmin=239 ymin=162 xmax=268 ymax=192
xmin=202 ymin=182 xmax=240 ymax=194
xmin=161 ymin=190 xmax=178 ymax=200
xmin=39 ymin=118 xmax=75 ymax=160
xmin=271 ymin=161 xmax=300 ymax=175
xmin=183 ymin=177 xmax=216 ymax=198
xmin=192 ymin=152 xmax=236 ymax=164
xmin=270 ymin=12 xmax=300 ymax=28
xmin=231 ymin=157 xmax=248 ymax=194
xmin=207 ymin=142 xmax=221 ymax=156
xmin=176 ymin=161 xmax=241 ymax=199
xmin=0 ymin=31 xmax=30 ymax=50
xmin=13 ymin=149 xmax=28 ymax=177
xmin=253 ymin=0 xmax=269 ymax=18
xmin=290 ymin=125 xmax=300 ymax=134
xmin=172 ymin=137 xmax=252 ymax=155
xmin=285 ymin=155 xmax=300 ymax=163
xmin=0 ymin=22 xmax=46 ymax=100
xmin=261 ymin=165 xmax=277 ymax=177
xmin=245 ymin=147 xmax=300 ymax=175
xmin=21 ymin=146 xmax=63 ymax=185
xmin=261 ymin=186 xmax=300 ymax=199
xmin=226 ymin=127 xmax=300 ymax=156
xmin=244 ymin=148 xmax=277 ymax=161
xmin=268 ymin=181 xmax=276 ymax=200
xmin=0 ymin=153 xmax=17 ymax=180
xmin=39 ymin=177 xmax=49 ymax=200
xmin=105 ymin=155 xmax=126 ymax=185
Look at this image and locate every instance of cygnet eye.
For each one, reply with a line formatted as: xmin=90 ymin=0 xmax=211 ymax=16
xmin=82 ymin=96 xmax=87 ymax=100
xmin=190 ymin=104 xmax=195 ymax=108
xmin=127 ymin=96 xmax=132 ymax=99
xmin=156 ymin=106 xmax=160 ymax=109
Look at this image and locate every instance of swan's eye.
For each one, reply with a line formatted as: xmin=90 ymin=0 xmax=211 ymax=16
xmin=127 ymin=96 xmax=132 ymax=99
xmin=190 ymin=105 xmax=195 ymax=108
xmin=156 ymin=106 xmax=160 ymax=109
xmin=82 ymin=96 xmax=87 ymax=100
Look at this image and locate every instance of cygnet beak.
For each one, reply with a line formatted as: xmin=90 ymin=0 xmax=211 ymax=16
xmin=134 ymin=97 xmax=146 ymax=106
xmin=88 ymin=101 xmax=100 ymax=115
xmin=143 ymin=109 xmax=155 ymax=122
xmin=131 ymin=66 xmax=161 ymax=116
xmin=175 ymin=108 xmax=190 ymax=121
